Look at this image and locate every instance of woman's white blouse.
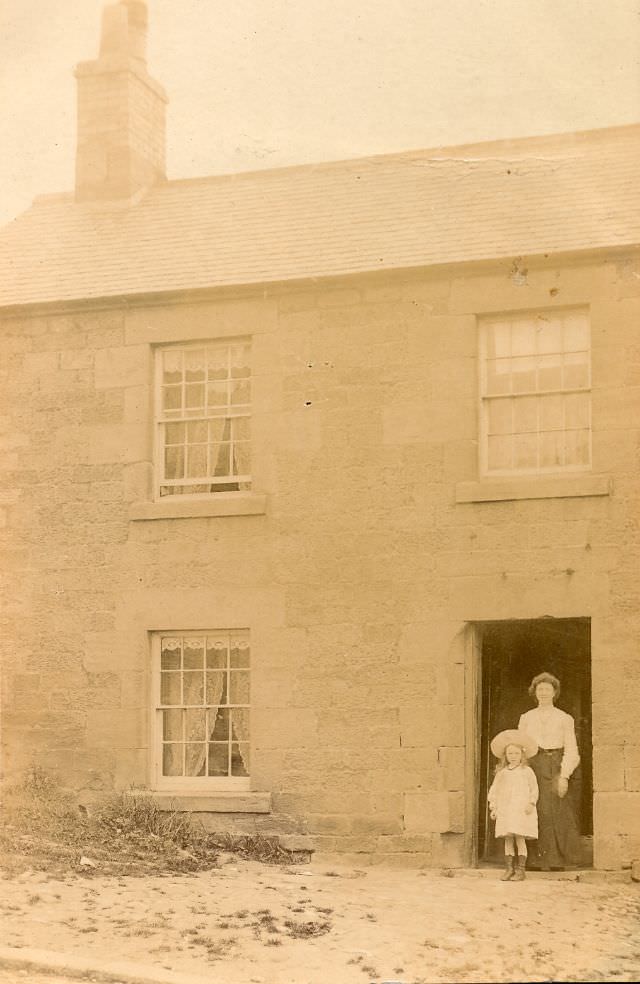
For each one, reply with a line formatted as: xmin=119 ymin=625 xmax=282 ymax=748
xmin=518 ymin=706 xmax=580 ymax=779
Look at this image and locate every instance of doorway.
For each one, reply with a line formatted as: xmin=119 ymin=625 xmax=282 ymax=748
xmin=476 ymin=617 xmax=592 ymax=866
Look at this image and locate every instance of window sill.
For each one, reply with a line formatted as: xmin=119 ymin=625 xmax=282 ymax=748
xmin=455 ymin=473 xmax=612 ymax=504
xmin=134 ymin=791 xmax=272 ymax=814
xmin=129 ymin=492 xmax=267 ymax=521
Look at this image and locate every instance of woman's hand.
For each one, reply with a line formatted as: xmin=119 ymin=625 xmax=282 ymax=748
xmin=556 ymin=777 xmax=569 ymax=798
xmin=524 ymin=803 xmax=534 ymax=814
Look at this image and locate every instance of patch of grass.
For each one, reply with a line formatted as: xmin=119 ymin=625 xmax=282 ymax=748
xmin=0 ymin=768 xmax=218 ymax=878
xmin=284 ymin=917 xmax=332 ymax=939
xmin=1 ymin=769 xmax=309 ymax=881
xmin=209 ymin=832 xmax=300 ymax=865
xmin=360 ymin=964 xmax=378 ymax=977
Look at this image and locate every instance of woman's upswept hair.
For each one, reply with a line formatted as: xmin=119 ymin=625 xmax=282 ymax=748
xmin=495 ymin=745 xmax=529 ymax=773
xmin=528 ymin=671 xmax=561 ymax=699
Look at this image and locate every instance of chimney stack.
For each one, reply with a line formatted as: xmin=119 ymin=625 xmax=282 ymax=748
xmin=75 ymin=0 xmax=168 ymax=202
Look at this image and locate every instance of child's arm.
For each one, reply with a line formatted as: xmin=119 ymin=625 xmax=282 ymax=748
xmin=487 ymin=774 xmax=499 ymax=820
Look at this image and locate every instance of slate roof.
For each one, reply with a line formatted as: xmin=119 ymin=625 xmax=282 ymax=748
xmin=1 ymin=124 xmax=639 ymax=309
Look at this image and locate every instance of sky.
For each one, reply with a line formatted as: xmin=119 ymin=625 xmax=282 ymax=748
xmin=1 ymin=0 xmax=639 ymax=225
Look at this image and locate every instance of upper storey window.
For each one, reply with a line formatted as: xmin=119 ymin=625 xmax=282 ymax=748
xmin=155 ymin=340 xmax=251 ymax=498
xmin=480 ymin=309 xmax=591 ymax=476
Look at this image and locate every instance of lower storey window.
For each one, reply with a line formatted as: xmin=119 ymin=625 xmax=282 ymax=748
xmin=153 ymin=631 xmax=250 ymax=787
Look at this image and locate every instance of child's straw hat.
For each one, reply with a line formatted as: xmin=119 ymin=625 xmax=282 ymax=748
xmin=490 ymin=728 xmax=538 ymax=760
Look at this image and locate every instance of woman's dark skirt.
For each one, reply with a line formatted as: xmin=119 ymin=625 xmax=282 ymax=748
xmin=529 ymin=748 xmax=582 ymax=869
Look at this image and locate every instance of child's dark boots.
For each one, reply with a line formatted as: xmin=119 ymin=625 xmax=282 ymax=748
xmin=512 ymin=855 xmax=527 ymax=881
xmin=500 ymin=856 xmax=515 ymax=881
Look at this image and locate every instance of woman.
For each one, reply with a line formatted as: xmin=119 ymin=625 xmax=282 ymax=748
xmin=518 ymin=672 xmax=582 ymax=870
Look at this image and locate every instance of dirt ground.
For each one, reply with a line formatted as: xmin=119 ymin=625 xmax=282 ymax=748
xmin=1 ymin=856 xmax=640 ymax=984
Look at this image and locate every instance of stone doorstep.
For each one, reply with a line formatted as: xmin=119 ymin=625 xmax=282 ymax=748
xmin=0 ymin=944 xmax=211 ymax=984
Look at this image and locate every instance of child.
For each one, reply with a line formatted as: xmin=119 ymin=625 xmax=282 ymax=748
xmin=488 ymin=729 xmax=539 ymax=881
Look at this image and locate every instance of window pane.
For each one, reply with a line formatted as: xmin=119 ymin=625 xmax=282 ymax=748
xmin=229 ymin=672 xmax=250 ymax=704
xmin=183 ymin=671 xmax=204 ymax=705
xmin=208 ymin=743 xmax=229 ymax=777
xmin=163 ymin=708 xmax=182 ymax=741
xmin=209 ymin=418 xmax=229 ymax=443
xmin=209 ymin=707 xmax=230 ymax=741
xmin=231 ymin=707 xmax=250 ymax=741
xmin=162 ymin=349 xmax=182 ymax=383
xmin=230 ymin=343 xmax=251 ymax=378
xmin=165 ymin=446 xmax=184 ymax=480
xmin=511 ymin=319 xmax=536 ymax=357
xmin=513 ymin=396 xmax=537 ymax=434
xmin=540 ymin=431 xmax=564 ymax=468
xmin=211 ymin=444 xmax=230 ymax=476
xmin=231 ymin=743 xmax=250 ymax=777
xmin=185 ymin=744 xmax=206 ymax=777
xmin=565 ymin=429 xmax=590 ymax=466
xmin=230 ymin=380 xmax=251 ymax=406
xmin=185 ymin=383 xmax=205 ymax=409
xmin=165 ymin=423 xmax=185 ymax=445
xmin=563 ymin=352 xmax=589 ymax=389
xmin=563 ymin=312 xmax=589 ymax=351
xmin=233 ymin=443 xmax=251 ymax=477
xmin=185 ymin=708 xmax=206 ymax=741
xmin=184 ymin=349 xmax=206 ymax=382
xmin=187 ymin=420 xmax=208 ymax=443
xmin=186 ymin=445 xmax=208 ymax=479
xmin=536 ymin=316 xmax=562 ymax=354
xmin=163 ymin=743 xmax=183 ymax=777
xmin=513 ymin=433 xmax=537 ymax=469
xmin=160 ymin=672 xmax=181 ymax=706
xmin=230 ymin=639 xmax=250 ymax=668
xmin=163 ymin=386 xmax=182 ymax=413
xmin=206 ymin=672 xmax=226 ymax=704
xmin=206 ymin=640 xmax=227 ymax=669
xmin=207 ymin=383 xmax=228 ymax=408
xmin=537 ymin=354 xmax=562 ymax=391
xmin=487 ymin=435 xmax=512 ymax=471
xmin=183 ymin=639 xmax=204 ymax=669
xmin=565 ymin=392 xmax=590 ymax=430
xmin=207 ymin=347 xmax=229 ymax=380
xmin=485 ymin=359 xmax=511 ymax=396
xmin=487 ymin=398 xmax=512 ymax=435
xmin=233 ymin=417 xmax=251 ymax=442
xmin=486 ymin=322 xmax=511 ymax=359
xmin=539 ymin=393 xmax=564 ymax=432
xmin=161 ymin=638 xmax=181 ymax=670
xmin=511 ymin=357 xmax=537 ymax=393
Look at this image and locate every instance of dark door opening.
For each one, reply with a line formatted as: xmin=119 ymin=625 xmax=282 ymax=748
xmin=477 ymin=617 xmax=592 ymax=866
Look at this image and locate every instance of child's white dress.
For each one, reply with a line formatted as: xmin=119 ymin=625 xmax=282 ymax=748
xmin=488 ymin=764 xmax=539 ymax=839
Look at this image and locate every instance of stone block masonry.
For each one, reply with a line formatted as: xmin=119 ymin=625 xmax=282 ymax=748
xmin=1 ymin=254 xmax=640 ymax=868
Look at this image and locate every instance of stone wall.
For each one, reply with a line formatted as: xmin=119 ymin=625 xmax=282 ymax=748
xmin=1 ymin=252 xmax=639 ymax=868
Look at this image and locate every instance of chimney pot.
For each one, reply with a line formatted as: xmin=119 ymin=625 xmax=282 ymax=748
xmin=99 ymin=0 xmax=148 ymax=63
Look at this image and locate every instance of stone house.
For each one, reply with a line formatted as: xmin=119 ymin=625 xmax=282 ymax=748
xmin=1 ymin=0 xmax=639 ymax=870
